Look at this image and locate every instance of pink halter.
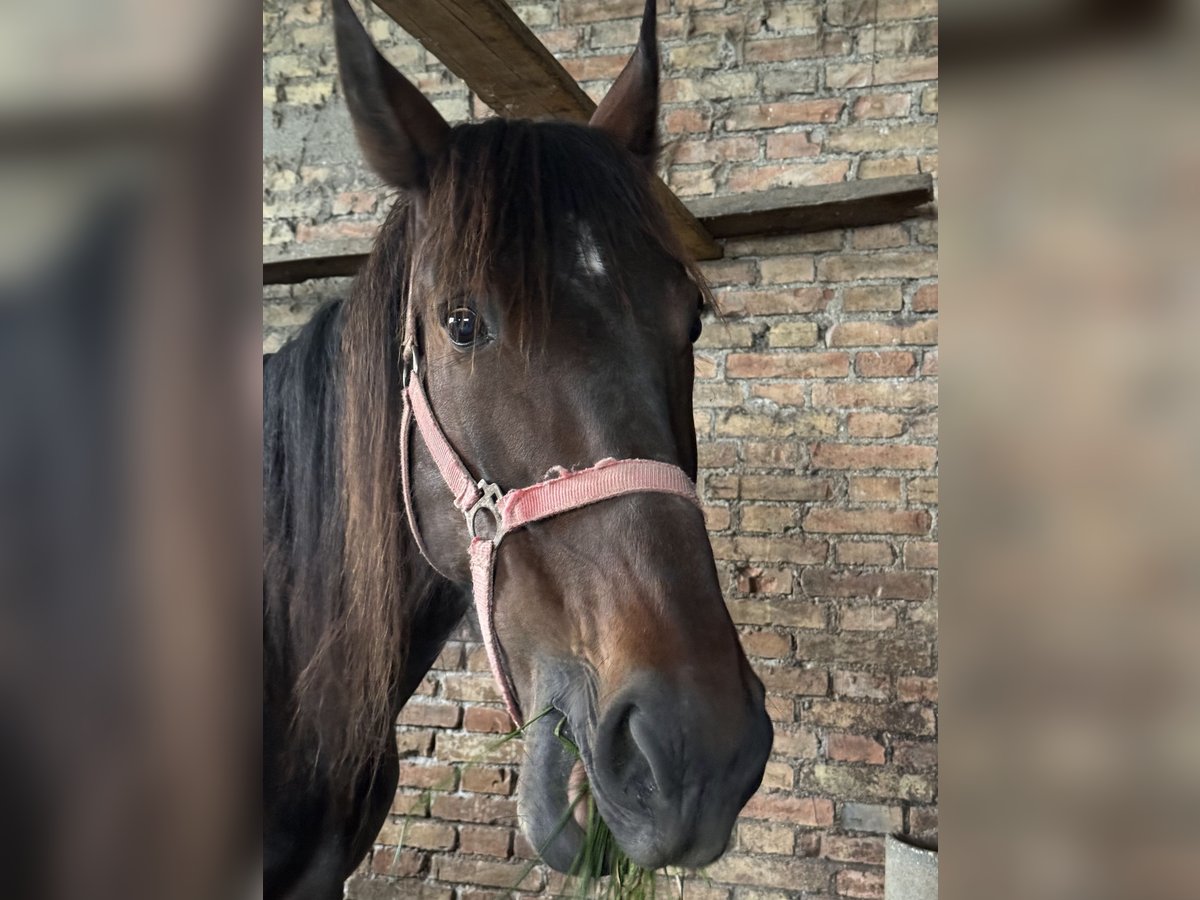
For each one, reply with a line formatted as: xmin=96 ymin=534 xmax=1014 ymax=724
xmin=399 ymin=337 xmax=701 ymax=726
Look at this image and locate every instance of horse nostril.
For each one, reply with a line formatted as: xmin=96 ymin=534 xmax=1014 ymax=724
xmin=596 ymin=702 xmax=665 ymax=811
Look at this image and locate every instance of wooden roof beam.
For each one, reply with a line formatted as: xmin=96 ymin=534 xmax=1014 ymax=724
xmin=263 ymin=175 xmax=935 ymax=285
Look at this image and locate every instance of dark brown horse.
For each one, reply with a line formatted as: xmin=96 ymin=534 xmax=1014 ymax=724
xmin=263 ymin=1 xmax=772 ymax=895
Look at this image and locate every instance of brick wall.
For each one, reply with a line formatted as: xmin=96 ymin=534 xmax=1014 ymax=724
xmin=263 ymin=1 xmax=938 ymax=897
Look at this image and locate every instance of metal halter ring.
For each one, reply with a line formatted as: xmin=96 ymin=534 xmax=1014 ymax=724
xmin=464 ymin=479 xmax=506 ymax=545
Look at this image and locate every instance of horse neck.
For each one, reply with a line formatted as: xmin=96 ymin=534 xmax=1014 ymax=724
xmin=390 ymin=530 xmax=470 ymax=714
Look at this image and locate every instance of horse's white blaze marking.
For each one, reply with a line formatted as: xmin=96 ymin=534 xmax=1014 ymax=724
xmin=577 ymin=223 xmax=607 ymax=278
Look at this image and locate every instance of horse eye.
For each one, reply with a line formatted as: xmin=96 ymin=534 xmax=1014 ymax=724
xmin=446 ymin=307 xmax=486 ymax=347
xmin=688 ymin=317 xmax=703 ymax=343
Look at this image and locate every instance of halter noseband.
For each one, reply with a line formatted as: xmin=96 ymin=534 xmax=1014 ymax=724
xmin=399 ymin=314 xmax=702 ymax=726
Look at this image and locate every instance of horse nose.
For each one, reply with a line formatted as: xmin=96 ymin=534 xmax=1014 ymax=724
xmin=589 ymin=672 xmax=772 ymax=868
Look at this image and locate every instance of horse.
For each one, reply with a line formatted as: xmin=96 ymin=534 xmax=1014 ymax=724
xmin=263 ymin=1 xmax=773 ymax=896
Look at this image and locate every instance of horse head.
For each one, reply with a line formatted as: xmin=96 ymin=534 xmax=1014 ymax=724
xmin=332 ymin=0 xmax=772 ymax=871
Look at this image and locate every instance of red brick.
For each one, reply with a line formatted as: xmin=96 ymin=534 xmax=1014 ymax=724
xmin=827 ymin=733 xmax=886 ymax=764
xmin=910 ymin=806 xmax=939 ymax=840
xmin=704 ymin=505 xmax=732 ymax=530
xmin=803 ymin=569 xmax=931 ymax=600
xmin=822 ymin=834 xmax=885 ymax=865
xmin=835 ymin=541 xmax=895 ymax=566
xmin=894 ymin=739 xmax=938 ymax=770
xmin=726 ymin=161 xmax=851 ymax=192
xmin=739 ymin=821 xmax=794 ymax=855
xmin=774 ymin=727 xmax=821 ymax=758
xmin=560 ymin=0 xmax=643 ymax=25
xmin=718 ymin=409 xmax=838 ymax=440
xmin=370 ymin=848 xmax=425 ymax=878
xmin=717 ymin=286 xmax=832 ymax=316
xmin=729 ymin=599 xmax=826 ymax=630
xmin=852 ymin=92 xmax=913 ymax=120
xmin=727 ymin=351 xmax=850 ymax=378
xmin=803 ymin=507 xmax=932 ymax=534
xmin=766 ymin=132 xmax=821 ymax=159
xmin=432 ymin=856 xmax=542 ymax=890
xmin=840 ymin=604 xmax=897 ymax=631
xmin=744 ymin=33 xmax=851 ymax=63
xmin=758 ymin=666 xmax=829 ymax=697
xmin=873 ymin=54 xmax=939 ymax=85
xmin=461 ymin=766 xmax=514 ymax=796
xmin=833 ymin=670 xmax=892 ymax=700
xmin=827 ymin=320 xmax=938 ymax=347
xmin=667 ymin=39 xmax=725 ymax=69
xmin=726 ymin=99 xmax=845 ymax=130
xmin=398 ymin=702 xmax=462 ymax=729
xmin=734 ymin=565 xmax=795 ymax=595
xmin=741 ymin=505 xmax=797 ymax=533
xmin=897 ymin=675 xmax=939 ymax=703
xmin=395 ymin=730 xmax=435 ymax=757
xmin=295 ymin=220 xmax=380 ymax=244
xmin=430 ymin=794 xmax=516 ymax=825
xmin=766 ymin=695 xmax=796 ymax=723
xmin=913 ymin=284 xmax=939 ymax=311
xmin=860 ymin=156 xmax=921 ymax=178
xmin=748 ymin=383 xmax=807 ymax=405
xmin=740 ymin=475 xmax=833 ymax=501
xmin=397 ymin=763 xmax=458 ymax=791
xmin=817 ymin=251 xmax=937 ymax=281
xmin=807 ymin=700 xmax=935 ymax=736
xmin=742 ymin=630 xmax=792 ymax=658
xmin=843 ymin=285 xmax=903 ymax=312
xmin=837 ymin=867 xmax=884 ymax=899
xmin=442 ymin=673 xmax=500 ymax=703
xmin=694 ymin=355 xmax=718 ymax=379
xmin=459 ymin=825 xmax=511 ymax=858
xmin=813 ymin=382 xmax=937 ymax=410
xmin=855 ymin=350 xmax=917 ymax=376
xmin=847 ymin=412 xmax=906 ymax=438
xmin=759 ymin=256 xmax=816 ymax=284
xmin=850 ymin=224 xmax=911 ymax=250
xmin=768 ymin=321 xmax=820 ymax=347
xmin=673 ymin=136 xmax=759 ymax=164
xmin=698 ymin=259 xmax=758 ymax=286
xmin=741 ymin=795 xmax=835 ymax=826
xmin=810 ymin=443 xmax=937 ymax=470
xmin=908 ymin=476 xmax=938 ymax=504
xmin=390 ymin=791 xmax=429 ymax=817
xmin=712 ymin=535 xmax=830 ymax=564
xmin=705 ymin=855 xmax=828 ymax=891
xmin=840 ymin=801 xmax=905 ymax=833
xmin=903 ymin=541 xmax=938 ymax=568
xmin=384 ymin=819 xmax=455 ymax=851
xmin=844 ymin=475 xmax=902 ymax=504
xmin=331 ymin=190 xmax=377 ymax=215
xmin=664 ymin=108 xmax=711 ymax=133
xmin=698 ymin=440 xmax=738 ymax=467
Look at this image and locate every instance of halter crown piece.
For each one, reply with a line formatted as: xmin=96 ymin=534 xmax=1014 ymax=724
xmin=398 ymin=302 xmax=702 ymax=726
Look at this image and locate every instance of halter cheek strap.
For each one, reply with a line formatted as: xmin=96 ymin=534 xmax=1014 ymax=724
xmin=400 ymin=348 xmax=701 ymax=726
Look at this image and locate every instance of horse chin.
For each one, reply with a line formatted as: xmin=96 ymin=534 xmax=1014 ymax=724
xmin=516 ymin=710 xmax=594 ymax=873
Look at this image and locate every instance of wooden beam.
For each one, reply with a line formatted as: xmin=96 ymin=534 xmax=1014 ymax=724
xmin=688 ymin=174 xmax=935 ymax=239
xmin=263 ymin=175 xmax=936 ymax=285
xmin=370 ymin=0 xmax=722 ymax=261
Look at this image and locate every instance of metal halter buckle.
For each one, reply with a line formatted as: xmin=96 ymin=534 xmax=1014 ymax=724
xmin=464 ymin=479 xmax=506 ymax=545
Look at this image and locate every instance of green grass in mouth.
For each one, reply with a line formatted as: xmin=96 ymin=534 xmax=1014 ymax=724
xmin=397 ymin=708 xmax=697 ymax=898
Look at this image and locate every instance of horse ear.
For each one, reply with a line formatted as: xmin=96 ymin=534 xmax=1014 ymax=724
xmin=332 ymin=0 xmax=449 ymax=190
xmin=589 ymin=0 xmax=659 ymax=166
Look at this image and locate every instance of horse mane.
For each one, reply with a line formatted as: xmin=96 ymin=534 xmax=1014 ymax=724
xmin=264 ymin=117 xmax=707 ymax=802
